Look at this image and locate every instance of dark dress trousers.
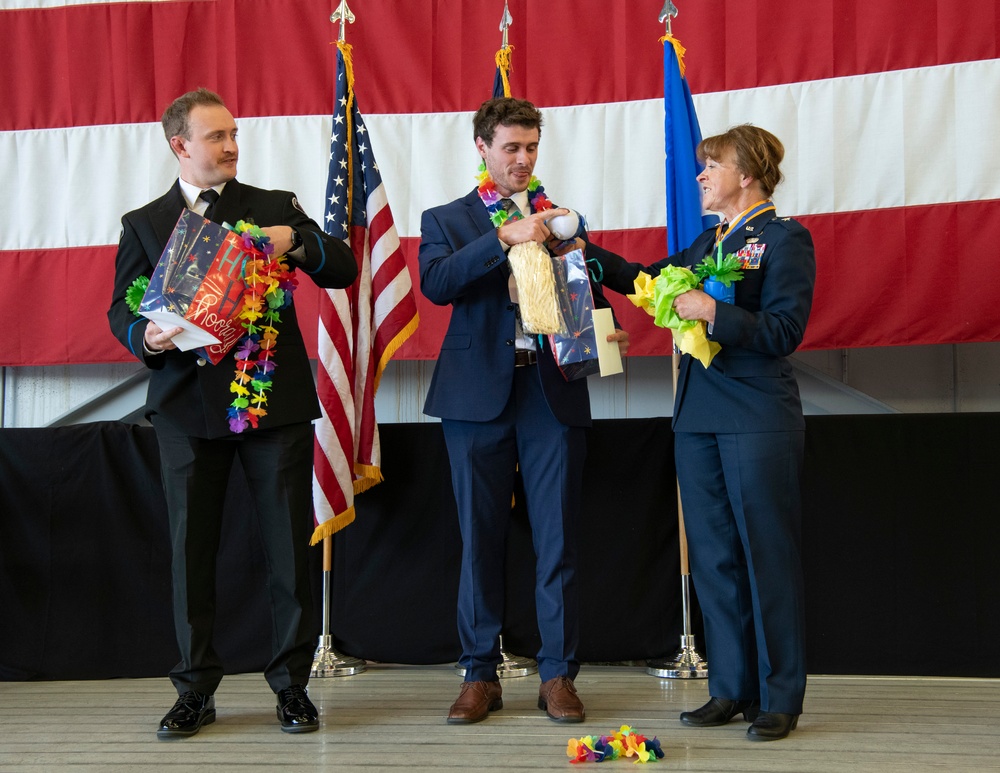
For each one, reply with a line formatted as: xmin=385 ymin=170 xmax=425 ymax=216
xmin=591 ymin=214 xmax=816 ymax=714
xmin=418 ymin=188 xmax=613 ymax=683
xmin=107 ymin=179 xmax=357 ymax=695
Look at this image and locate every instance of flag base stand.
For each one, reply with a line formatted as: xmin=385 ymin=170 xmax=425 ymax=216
xmin=310 ymin=545 xmax=366 ymax=678
xmin=647 ymin=572 xmax=708 ymax=679
xmin=454 ymin=636 xmax=538 ymax=678
xmin=646 ymin=634 xmax=708 ymax=678
xmin=310 ymin=633 xmax=367 ymax=678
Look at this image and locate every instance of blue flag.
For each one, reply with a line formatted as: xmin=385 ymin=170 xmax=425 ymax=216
xmin=663 ymin=36 xmax=716 ymax=255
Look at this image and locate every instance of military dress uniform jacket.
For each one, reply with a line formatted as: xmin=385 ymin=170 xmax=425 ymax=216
xmin=107 ymin=178 xmax=357 ymax=439
xmin=591 ymin=215 xmax=816 ymax=432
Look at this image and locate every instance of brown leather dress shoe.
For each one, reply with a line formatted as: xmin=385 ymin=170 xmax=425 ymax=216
xmin=538 ymin=676 xmax=585 ymax=723
xmin=447 ymin=680 xmax=503 ymax=724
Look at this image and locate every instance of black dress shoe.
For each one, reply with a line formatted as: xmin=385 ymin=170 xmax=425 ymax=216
xmin=157 ymin=691 xmax=215 ymax=739
xmin=276 ymin=684 xmax=319 ymax=733
xmin=747 ymin=711 xmax=799 ymax=741
xmin=680 ymin=697 xmax=760 ymax=727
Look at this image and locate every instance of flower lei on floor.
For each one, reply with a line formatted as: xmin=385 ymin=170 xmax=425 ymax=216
xmin=476 ymin=161 xmax=554 ymax=224
xmin=226 ymin=220 xmax=298 ymax=434
xmin=567 ymin=726 xmax=665 ymax=764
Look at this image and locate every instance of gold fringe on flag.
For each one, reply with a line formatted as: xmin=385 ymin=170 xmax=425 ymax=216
xmin=660 ymin=33 xmax=688 ymax=79
xmin=310 ymin=505 xmax=356 ymax=545
xmin=353 ymin=463 xmax=384 ymax=494
xmin=372 ymin=314 xmax=420 ymax=393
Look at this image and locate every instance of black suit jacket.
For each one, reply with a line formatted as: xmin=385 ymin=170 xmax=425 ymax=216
xmin=108 ymin=179 xmax=357 ymax=438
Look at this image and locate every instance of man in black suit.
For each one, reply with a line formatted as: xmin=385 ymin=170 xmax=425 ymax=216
xmin=107 ymin=88 xmax=357 ymax=739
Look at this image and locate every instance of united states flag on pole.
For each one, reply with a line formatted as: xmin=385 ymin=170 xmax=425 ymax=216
xmin=311 ymin=41 xmax=419 ymax=545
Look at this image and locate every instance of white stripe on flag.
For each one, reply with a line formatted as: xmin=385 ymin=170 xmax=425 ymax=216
xmin=6 ymin=60 xmax=998 ymax=251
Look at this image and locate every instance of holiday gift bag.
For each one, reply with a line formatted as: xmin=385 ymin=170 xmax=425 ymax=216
xmin=139 ymin=209 xmax=250 ymax=364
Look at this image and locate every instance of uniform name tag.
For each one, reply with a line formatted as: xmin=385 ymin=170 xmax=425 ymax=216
xmin=735 ymin=243 xmax=765 ymax=269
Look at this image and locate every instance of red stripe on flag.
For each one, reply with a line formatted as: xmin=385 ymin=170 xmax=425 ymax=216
xmin=5 ymin=200 xmax=997 ymax=367
xmin=4 ymin=0 xmax=996 ymax=131
xmin=314 ymin=287 xmax=357 ymax=523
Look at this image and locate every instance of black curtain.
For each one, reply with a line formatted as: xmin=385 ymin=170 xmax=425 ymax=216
xmin=2 ymin=416 xmax=998 ymax=681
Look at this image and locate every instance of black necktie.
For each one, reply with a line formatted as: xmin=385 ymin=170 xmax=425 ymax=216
xmin=199 ymin=188 xmax=220 ymax=220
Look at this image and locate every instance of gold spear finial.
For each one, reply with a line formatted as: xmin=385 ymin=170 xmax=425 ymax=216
xmin=331 ymin=0 xmax=355 ymax=43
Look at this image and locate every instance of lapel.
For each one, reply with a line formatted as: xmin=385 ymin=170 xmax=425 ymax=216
xmin=211 ymin=178 xmax=246 ymax=228
xmin=463 ymin=188 xmax=495 ymax=237
xmin=463 ymin=188 xmax=514 ymax=278
xmin=150 ymin=180 xmax=187 ymax=248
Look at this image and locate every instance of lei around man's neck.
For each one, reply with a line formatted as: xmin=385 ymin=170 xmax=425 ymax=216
xmin=475 ymin=161 xmax=554 ymax=226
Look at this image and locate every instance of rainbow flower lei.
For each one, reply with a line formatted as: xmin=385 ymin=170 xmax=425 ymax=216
xmin=226 ymin=220 xmax=298 ymax=434
xmin=567 ymin=726 xmax=665 ymax=764
xmin=476 ymin=160 xmax=554 ymax=225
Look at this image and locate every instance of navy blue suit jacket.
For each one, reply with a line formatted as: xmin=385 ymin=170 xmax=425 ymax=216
xmin=591 ymin=215 xmax=815 ymax=433
xmin=419 ymin=189 xmax=613 ymax=428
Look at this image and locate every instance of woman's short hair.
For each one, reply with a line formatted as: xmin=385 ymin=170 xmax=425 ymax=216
xmin=699 ymin=124 xmax=785 ymax=197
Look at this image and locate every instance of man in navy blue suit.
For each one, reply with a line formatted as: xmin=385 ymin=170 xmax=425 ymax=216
xmin=418 ymin=97 xmax=628 ymax=725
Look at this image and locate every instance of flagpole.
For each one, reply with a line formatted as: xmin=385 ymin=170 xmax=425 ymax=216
xmin=311 ymin=0 xmax=366 ymax=679
xmin=311 ymin=535 xmax=366 ymax=677
xmin=646 ymin=0 xmax=708 ymax=681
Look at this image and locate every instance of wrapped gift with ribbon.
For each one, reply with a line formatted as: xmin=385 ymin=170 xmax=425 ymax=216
xmin=138 ymin=208 xmax=250 ymax=364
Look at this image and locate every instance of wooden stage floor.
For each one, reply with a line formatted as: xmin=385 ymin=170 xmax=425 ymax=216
xmin=1 ymin=665 xmax=997 ymax=771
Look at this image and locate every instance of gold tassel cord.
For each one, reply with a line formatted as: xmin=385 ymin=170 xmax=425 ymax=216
xmin=495 ymin=45 xmax=513 ymax=97
xmin=338 ymin=40 xmax=356 ymax=226
xmin=660 ymin=33 xmax=687 ymax=79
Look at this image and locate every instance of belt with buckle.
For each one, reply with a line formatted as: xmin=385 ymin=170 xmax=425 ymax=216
xmin=514 ymin=349 xmax=537 ymax=367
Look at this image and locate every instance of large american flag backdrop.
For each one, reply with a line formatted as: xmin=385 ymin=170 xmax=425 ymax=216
xmin=2 ymin=0 xmax=998 ymax=368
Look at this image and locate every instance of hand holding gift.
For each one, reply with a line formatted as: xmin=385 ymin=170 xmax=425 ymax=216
xmin=627 ymin=265 xmax=721 ymax=368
